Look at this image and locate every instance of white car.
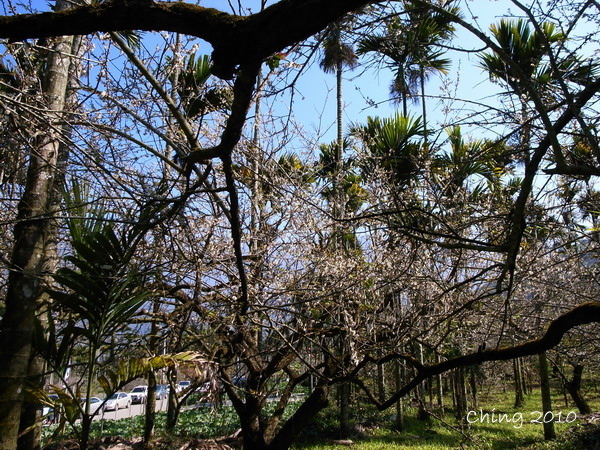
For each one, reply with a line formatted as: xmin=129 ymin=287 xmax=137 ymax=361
xmin=103 ymin=392 xmax=131 ymax=411
xmin=176 ymin=380 xmax=191 ymax=393
xmin=81 ymin=397 xmax=103 ymax=415
xmin=129 ymin=385 xmax=148 ymax=404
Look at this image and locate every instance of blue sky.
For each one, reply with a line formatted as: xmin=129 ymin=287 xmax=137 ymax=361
xmin=5 ymin=0 xmax=543 ymax=150
xmin=280 ymin=0 xmax=517 ymax=148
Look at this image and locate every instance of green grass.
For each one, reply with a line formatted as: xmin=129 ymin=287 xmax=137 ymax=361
xmin=42 ymin=386 xmax=599 ymax=449
xmin=42 ymin=405 xmax=242 ymax=445
xmin=294 ymin=387 xmax=600 ymax=449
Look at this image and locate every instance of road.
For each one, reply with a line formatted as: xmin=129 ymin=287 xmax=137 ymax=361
xmin=51 ymin=393 xmax=304 ymax=425
xmin=93 ymin=397 xmax=169 ymax=421
xmin=93 ymin=394 xmax=293 ymax=421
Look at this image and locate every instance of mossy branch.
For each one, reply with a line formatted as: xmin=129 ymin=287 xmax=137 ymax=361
xmin=0 ymin=0 xmax=371 ymax=79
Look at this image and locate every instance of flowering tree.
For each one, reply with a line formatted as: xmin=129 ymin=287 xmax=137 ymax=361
xmin=1 ymin=1 xmax=600 ymax=449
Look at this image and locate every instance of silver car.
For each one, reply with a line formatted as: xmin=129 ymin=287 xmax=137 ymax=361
xmin=81 ymin=396 xmax=103 ymax=415
xmin=129 ymin=385 xmax=148 ymax=404
xmin=103 ymin=392 xmax=131 ymax=411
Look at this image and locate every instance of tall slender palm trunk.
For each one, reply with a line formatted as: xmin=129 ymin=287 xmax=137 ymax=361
xmin=334 ymin=59 xmax=352 ymax=438
xmin=0 ymin=5 xmax=75 ymax=446
xmin=333 ymin=59 xmax=345 ymax=223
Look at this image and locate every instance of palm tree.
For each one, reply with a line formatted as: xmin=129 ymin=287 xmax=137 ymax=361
xmin=404 ymin=2 xmax=456 ymax=144
xmin=351 ymin=112 xmax=434 ymax=249
xmin=479 ymin=19 xmax=566 ymax=164
xmin=358 ymin=2 xmax=457 ymax=123
xmin=48 ymin=183 xmax=152 ymax=449
xmin=320 ymin=17 xmax=358 ymax=225
xmin=319 ymin=21 xmax=359 ymax=436
xmin=352 ymin=113 xmax=425 ymax=187
xmin=481 ymin=18 xmax=600 ymax=168
xmin=317 ymin=140 xmax=367 ymax=249
xmin=359 ymin=17 xmax=417 ymax=115
xmin=433 ymin=126 xmax=504 ymax=198
xmin=351 ymin=111 xmax=428 ymax=424
xmin=480 ymin=19 xmax=566 ymax=96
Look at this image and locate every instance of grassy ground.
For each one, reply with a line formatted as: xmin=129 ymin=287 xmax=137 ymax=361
xmin=294 ymin=387 xmax=600 ymax=449
xmin=42 ymin=384 xmax=600 ymax=449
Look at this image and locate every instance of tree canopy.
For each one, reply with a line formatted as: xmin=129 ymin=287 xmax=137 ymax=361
xmin=1 ymin=1 xmax=600 ymax=449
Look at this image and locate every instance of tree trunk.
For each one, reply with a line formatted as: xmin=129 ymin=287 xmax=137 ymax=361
xmin=18 ymin=280 xmax=56 ymax=450
xmin=144 ymin=369 xmax=158 ymax=447
xmin=416 ymin=343 xmax=428 ymax=421
xmin=376 ymin=361 xmax=386 ymax=403
xmin=17 ymin=79 xmax=77 ymax=450
xmin=336 ymin=60 xmax=344 ymax=168
xmin=394 ymin=359 xmax=404 ymax=431
xmin=521 ymin=357 xmax=530 ymax=395
xmin=240 ymin=406 xmax=268 ymax=450
xmin=513 ymin=358 xmax=525 ymax=408
xmin=454 ymin=367 xmax=467 ymax=424
xmin=520 ymin=101 xmax=532 ymax=164
xmin=166 ymin=367 xmax=180 ymax=431
xmin=0 ymin=8 xmax=75 ymax=447
xmin=268 ymin=385 xmax=329 ymax=450
xmin=436 ymin=354 xmax=444 ymax=415
xmin=339 ymin=381 xmax=350 ymax=437
xmin=80 ymin=415 xmax=93 ymax=450
xmin=420 ymin=66 xmax=428 ymax=150
xmin=334 ymin=57 xmax=350 ymax=438
xmin=17 ymin=356 xmax=45 ymax=450
xmin=539 ymin=352 xmax=556 ymax=440
xmin=143 ymin=297 xmax=161 ymax=447
xmin=469 ymin=367 xmax=478 ymax=410
xmin=566 ymin=364 xmax=591 ymax=414
xmin=436 ymin=374 xmax=444 ymax=414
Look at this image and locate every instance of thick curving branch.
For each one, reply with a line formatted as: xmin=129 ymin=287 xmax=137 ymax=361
xmin=0 ymin=0 xmax=372 ymax=79
xmin=186 ymin=62 xmax=261 ymax=164
xmin=0 ymin=2 xmax=233 ymax=44
xmin=217 ymin=63 xmax=261 ymax=316
xmin=352 ymin=302 xmax=600 ymax=411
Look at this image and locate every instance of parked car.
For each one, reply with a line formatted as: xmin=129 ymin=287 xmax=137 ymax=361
xmin=154 ymin=384 xmax=168 ymax=400
xmin=176 ymin=380 xmax=191 ymax=393
xmin=81 ymin=396 xmax=103 ymax=415
xmin=42 ymin=394 xmax=59 ymax=423
xmin=129 ymin=385 xmax=148 ymax=404
xmin=103 ymin=392 xmax=131 ymax=411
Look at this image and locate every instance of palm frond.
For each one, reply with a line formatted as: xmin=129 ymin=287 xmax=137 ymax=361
xmin=97 ymin=352 xmax=205 ymax=395
xmin=112 ymin=31 xmax=143 ymax=50
xmin=51 ymin=213 xmax=150 ymax=343
xmin=320 ymin=21 xmax=358 ymax=73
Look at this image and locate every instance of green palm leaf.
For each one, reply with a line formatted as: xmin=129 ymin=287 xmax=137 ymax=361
xmin=480 ymin=19 xmax=567 ymax=90
xmin=97 ymin=352 xmax=205 ymax=395
xmin=51 ymin=212 xmax=150 ymax=343
xmin=352 ymin=113 xmax=424 ymax=184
